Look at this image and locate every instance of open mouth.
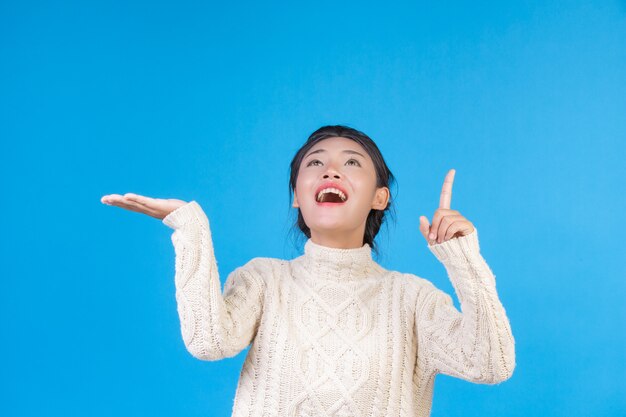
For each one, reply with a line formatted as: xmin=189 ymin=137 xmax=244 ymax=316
xmin=315 ymin=187 xmax=348 ymax=204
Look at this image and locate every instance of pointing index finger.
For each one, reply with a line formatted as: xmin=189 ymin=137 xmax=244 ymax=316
xmin=439 ymin=169 xmax=456 ymax=209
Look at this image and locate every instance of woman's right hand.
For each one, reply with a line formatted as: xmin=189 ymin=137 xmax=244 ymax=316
xmin=101 ymin=193 xmax=188 ymax=220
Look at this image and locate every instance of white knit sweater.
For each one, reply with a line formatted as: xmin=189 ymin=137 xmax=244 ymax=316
xmin=162 ymin=201 xmax=515 ymax=417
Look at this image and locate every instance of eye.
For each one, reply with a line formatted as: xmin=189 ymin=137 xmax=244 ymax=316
xmin=306 ymin=158 xmax=362 ymax=167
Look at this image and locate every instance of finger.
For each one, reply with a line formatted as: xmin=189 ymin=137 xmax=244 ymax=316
xmin=420 ymin=216 xmax=438 ymax=245
xmin=102 ymin=195 xmax=155 ymax=215
xmin=428 ymin=208 xmax=443 ymax=241
xmin=104 ymin=193 xmax=148 ymax=208
xmin=112 ymin=197 xmax=145 ymax=212
xmin=442 ymin=220 xmax=464 ymax=242
xmin=444 ymin=220 xmax=475 ymax=241
xmin=437 ymin=215 xmax=466 ymax=243
xmin=439 ymin=169 xmax=456 ymax=209
xmin=124 ymin=193 xmax=156 ymax=208
xmin=435 ymin=213 xmax=454 ymax=243
xmin=428 ymin=208 xmax=457 ymax=241
xmin=419 ymin=216 xmax=431 ymax=241
xmin=101 ymin=194 xmax=125 ymax=205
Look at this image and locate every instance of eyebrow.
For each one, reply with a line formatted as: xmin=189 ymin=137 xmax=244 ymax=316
xmin=303 ymin=149 xmax=366 ymax=159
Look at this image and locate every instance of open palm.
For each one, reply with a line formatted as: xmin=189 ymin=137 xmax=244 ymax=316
xmin=101 ymin=193 xmax=187 ymax=220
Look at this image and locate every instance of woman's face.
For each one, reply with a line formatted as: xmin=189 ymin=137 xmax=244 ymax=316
xmin=293 ymin=136 xmax=389 ymax=247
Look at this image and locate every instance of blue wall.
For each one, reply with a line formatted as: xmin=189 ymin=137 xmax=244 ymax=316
xmin=1 ymin=1 xmax=624 ymax=416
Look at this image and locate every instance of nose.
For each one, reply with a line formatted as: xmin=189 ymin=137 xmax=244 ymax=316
xmin=323 ymin=170 xmax=341 ymax=179
xmin=321 ymin=160 xmax=342 ymax=179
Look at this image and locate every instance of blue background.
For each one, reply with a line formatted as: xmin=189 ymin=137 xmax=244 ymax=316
xmin=2 ymin=1 xmax=625 ymax=416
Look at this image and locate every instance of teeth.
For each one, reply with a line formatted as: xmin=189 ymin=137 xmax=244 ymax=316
xmin=316 ymin=187 xmax=347 ymax=202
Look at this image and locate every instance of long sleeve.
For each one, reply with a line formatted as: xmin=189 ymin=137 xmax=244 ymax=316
xmin=162 ymin=201 xmax=267 ymax=361
xmin=415 ymin=228 xmax=516 ymax=384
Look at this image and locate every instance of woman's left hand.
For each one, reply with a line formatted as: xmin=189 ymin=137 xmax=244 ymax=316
xmin=419 ymin=169 xmax=476 ymax=245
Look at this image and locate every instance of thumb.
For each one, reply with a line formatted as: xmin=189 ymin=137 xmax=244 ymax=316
xmin=419 ymin=216 xmax=431 ymax=241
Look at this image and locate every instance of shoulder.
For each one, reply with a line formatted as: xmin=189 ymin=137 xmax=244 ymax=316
xmin=374 ymin=270 xmax=445 ymax=313
xmin=399 ymin=272 xmax=456 ymax=317
xmin=373 ymin=266 xmax=437 ymax=292
xmin=395 ymin=271 xmax=442 ymax=299
xmin=241 ymin=256 xmax=287 ymax=270
xmin=233 ymin=256 xmax=287 ymax=286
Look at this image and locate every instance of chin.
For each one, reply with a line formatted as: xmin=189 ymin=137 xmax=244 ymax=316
xmin=303 ymin=216 xmax=342 ymax=230
xmin=309 ymin=220 xmax=344 ymax=230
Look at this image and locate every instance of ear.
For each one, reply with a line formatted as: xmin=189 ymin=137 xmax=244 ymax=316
xmin=292 ymin=191 xmax=299 ymax=208
xmin=371 ymin=187 xmax=390 ymax=210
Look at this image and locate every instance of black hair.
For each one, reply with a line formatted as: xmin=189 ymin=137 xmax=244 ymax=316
xmin=287 ymin=124 xmax=397 ymax=257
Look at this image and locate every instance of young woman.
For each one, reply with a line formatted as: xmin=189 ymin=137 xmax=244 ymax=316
xmin=101 ymin=125 xmax=515 ymax=417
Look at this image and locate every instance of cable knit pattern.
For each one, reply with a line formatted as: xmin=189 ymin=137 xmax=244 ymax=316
xmin=162 ymin=201 xmax=516 ymax=417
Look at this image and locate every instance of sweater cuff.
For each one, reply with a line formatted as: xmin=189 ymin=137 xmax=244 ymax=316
xmin=427 ymin=227 xmax=481 ymax=264
xmin=162 ymin=200 xmax=203 ymax=229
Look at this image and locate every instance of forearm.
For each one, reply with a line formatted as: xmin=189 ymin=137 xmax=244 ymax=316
xmin=163 ymin=201 xmax=262 ymax=361
xmin=422 ymin=229 xmax=516 ymax=383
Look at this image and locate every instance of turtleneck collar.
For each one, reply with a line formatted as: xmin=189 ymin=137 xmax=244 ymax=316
xmin=297 ymin=238 xmax=381 ymax=281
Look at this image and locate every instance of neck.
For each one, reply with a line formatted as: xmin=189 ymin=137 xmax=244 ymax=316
xmin=295 ymin=237 xmax=382 ymax=282
xmin=309 ymin=227 xmax=366 ymax=249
